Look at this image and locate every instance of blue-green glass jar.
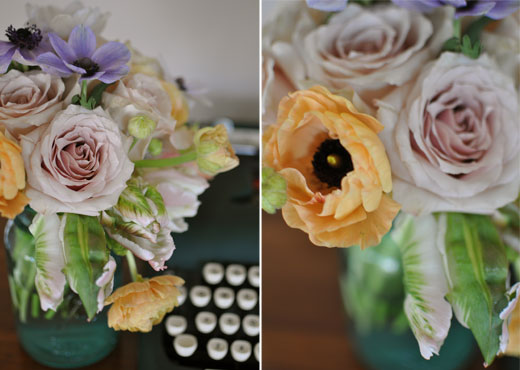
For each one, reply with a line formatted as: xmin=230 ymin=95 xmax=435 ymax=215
xmin=3 ymin=209 xmax=120 ymax=368
xmin=338 ymin=236 xmax=477 ymax=370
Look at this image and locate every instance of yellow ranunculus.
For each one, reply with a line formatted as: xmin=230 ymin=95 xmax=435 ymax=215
xmin=105 ymin=275 xmax=184 ymax=332
xmin=194 ymin=124 xmax=239 ymax=176
xmin=505 ymin=297 xmax=520 ymax=356
xmin=161 ymin=81 xmax=190 ymax=126
xmin=263 ymin=85 xmax=400 ymax=249
xmin=0 ymin=131 xmax=29 ymax=218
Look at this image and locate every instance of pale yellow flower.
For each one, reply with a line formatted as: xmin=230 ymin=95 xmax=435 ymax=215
xmin=194 ymin=124 xmax=239 ymax=176
xmin=105 ymin=275 xmax=184 ymax=332
xmin=161 ymin=81 xmax=190 ymax=126
xmin=0 ymin=131 xmax=29 ymax=218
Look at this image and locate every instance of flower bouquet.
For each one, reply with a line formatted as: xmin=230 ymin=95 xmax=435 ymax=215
xmin=1 ymin=1 xmax=238 ymax=367
xmin=262 ymin=0 xmax=520 ymax=367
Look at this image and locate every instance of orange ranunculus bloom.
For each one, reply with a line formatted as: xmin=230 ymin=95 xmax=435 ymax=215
xmin=105 ymin=275 xmax=184 ymax=332
xmin=263 ymin=85 xmax=400 ymax=248
xmin=0 ymin=131 xmax=29 ymax=219
xmin=505 ymin=297 xmax=520 ymax=356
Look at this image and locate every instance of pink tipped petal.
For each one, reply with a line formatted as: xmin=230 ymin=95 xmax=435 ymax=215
xmin=0 ymin=46 xmax=16 ymax=73
xmin=92 ymin=41 xmax=130 ymax=70
xmin=98 ymin=65 xmax=129 ymax=84
xmin=49 ymin=32 xmax=77 ymax=63
xmin=69 ymin=25 xmax=97 ymax=59
xmin=36 ymin=52 xmax=73 ymax=76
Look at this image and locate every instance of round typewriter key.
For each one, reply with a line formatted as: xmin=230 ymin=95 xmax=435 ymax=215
xmin=203 ymin=262 xmax=224 ymax=285
xmin=231 ymin=340 xmax=252 ymax=362
xmin=225 ymin=264 xmax=246 ymax=286
xmin=242 ymin=314 xmax=260 ymax=336
xmin=207 ymin=338 xmax=228 ymax=360
xmin=173 ymin=334 xmax=198 ymax=357
xmin=213 ymin=287 xmax=235 ymax=309
xmin=195 ymin=311 xmax=217 ymax=334
xmin=177 ymin=285 xmax=187 ymax=306
xmin=254 ymin=342 xmax=260 ymax=361
xmin=190 ymin=285 xmax=211 ymax=307
xmin=165 ymin=315 xmax=187 ymax=336
xmin=219 ymin=313 xmax=240 ymax=335
xmin=237 ymin=288 xmax=258 ymax=310
xmin=248 ymin=266 xmax=260 ymax=287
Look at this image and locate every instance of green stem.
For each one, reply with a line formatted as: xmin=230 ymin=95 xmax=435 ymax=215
xmin=129 ymin=137 xmax=138 ymax=153
xmin=126 ymin=251 xmax=142 ymax=282
xmin=453 ymin=18 xmax=461 ymax=39
xmin=80 ymin=80 xmax=88 ymax=104
xmin=134 ymin=151 xmax=197 ymax=168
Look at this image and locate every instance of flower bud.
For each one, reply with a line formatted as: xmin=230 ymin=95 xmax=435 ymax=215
xmin=194 ymin=124 xmax=239 ymax=176
xmin=128 ymin=115 xmax=156 ymax=139
xmin=262 ymin=167 xmax=287 ymax=214
xmin=148 ymin=138 xmax=163 ymax=156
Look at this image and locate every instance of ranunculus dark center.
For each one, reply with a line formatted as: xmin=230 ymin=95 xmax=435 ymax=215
xmin=73 ymin=57 xmax=100 ymax=78
xmin=5 ymin=24 xmax=42 ymax=50
xmin=312 ymin=139 xmax=353 ymax=188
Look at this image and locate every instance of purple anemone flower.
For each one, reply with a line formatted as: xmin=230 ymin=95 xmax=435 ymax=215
xmin=0 ymin=24 xmax=50 ymax=73
xmin=306 ymin=0 xmax=348 ymax=12
xmin=37 ymin=24 xmax=130 ymax=83
xmin=391 ymin=0 xmax=520 ymax=20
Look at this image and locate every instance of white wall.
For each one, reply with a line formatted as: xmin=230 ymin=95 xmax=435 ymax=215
xmin=0 ymin=0 xmax=259 ymax=123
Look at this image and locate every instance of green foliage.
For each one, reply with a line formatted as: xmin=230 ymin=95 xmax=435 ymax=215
xmin=443 ymin=213 xmax=509 ymax=365
xmin=442 ymin=16 xmax=491 ymax=59
xmin=106 ymin=235 xmax=128 ymax=256
xmin=62 ymin=214 xmax=109 ymax=320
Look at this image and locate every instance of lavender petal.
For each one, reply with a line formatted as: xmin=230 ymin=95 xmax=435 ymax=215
xmin=36 ymin=52 xmax=73 ymax=77
xmin=306 ymin=0 xmax=348 ymax=12
xmin=68 ymin=25 xmax=97 ymax=59
xmin=455 ymin=2 xmax=495 ymax=17
xmin=0 ymin=40 xmax=14 ymax=54
xmin=78 ymin=71 xmax=104 ymax=82
xmin=0 ymin=46 xmax=16 ymax=73
xmin=91 ymin=41 xmax=131 ymax=70
xmin=486 ymin=0 xmax=520 ymax=19
xmin=49 ymin=33 xmax=77 ymax=64
xmin=391 ymin=0 xmax=442 ymax=12
xmin=97 ymin=65 xmax=130 ymax=84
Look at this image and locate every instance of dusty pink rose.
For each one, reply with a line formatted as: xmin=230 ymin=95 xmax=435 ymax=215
xmin=378 ymin=52 xmax=520 ymax=215
xmin=300 ymin=4 xmax=452 ymax=108
xmin=21 ymin=105 xmax=134 ymax=215
xmin=0 ymin=70 xmax=78 ymax=137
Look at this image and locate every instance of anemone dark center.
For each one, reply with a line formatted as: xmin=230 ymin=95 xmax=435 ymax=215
xmin=312 ymin=138 xmax=353 ymax=188
xmin=6 ymin=24 xmax=42 ymax=50
xmin=73 ymin=57 xmax=100 ymax=78
xmin=175 ymin=77 xmax=187 ymax=91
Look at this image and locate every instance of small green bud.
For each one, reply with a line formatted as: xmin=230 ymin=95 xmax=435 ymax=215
xmin=148 ymin=138 xmax=163 ymax=156
xmin=128 ymin=115 xmax=156 ymax=139
xmin=194 ymin=124 xmax=239 ymax=176
xmin=262 ymin=167 xmax=287 ymax=214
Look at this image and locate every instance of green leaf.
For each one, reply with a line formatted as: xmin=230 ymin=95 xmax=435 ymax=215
xmin=441 ymin=213 xmax=509 ymax=365
xmin=460 ymin=35 xmax=482 ymax=59
xmin=89 ymin=82 xmax=111 ymax=108
xmin=11 ymin=226 xmax=36 ymax=322
xmin=71 ymin=94 xmax=81 ymax=105
xmin=106 ymin=234 xmax=128 ymax=256
xmin=442 ymin=37 xmax=461 ymax=52
xmin=464 ymin=16 xmax=493 ymax=45
xmin=61 ymin=214 xmax=109 ymax=320
xmin=392 ymin=213 xmax=452 ymax=359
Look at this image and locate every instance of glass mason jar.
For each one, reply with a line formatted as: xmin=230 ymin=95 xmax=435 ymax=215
xmin=3 ymin=208 xmax=120 ymax=368
xmin=338 ymin=232 xmax=477 ymax=370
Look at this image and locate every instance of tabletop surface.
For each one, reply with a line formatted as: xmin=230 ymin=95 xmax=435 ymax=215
xmin=261 ymin=212 xmax=514 ymax=370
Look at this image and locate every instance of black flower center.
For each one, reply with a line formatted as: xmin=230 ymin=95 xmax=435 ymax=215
xmin=73 ymin=57 xmax=100 ymax=78
xmin=175 ymin=77 xmax=187 ymax=91
xmin=312 ymin=139 xmax=354 ymax=188
xmin=6 ymin=24 xmax=42 ymax=50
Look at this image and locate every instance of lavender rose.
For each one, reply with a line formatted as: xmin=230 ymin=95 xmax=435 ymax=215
xmin=20 ymin=104 xmax=134 ymax=215
xmin=377 ymin=52 xmax=519 ymax=215
xmin=300 ymin=4 xmax=452 ymax=108
xmin=0 ymin=70 xmax=79 ymax=137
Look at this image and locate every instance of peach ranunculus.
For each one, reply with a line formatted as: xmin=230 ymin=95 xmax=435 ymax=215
xmin=105 ymin=275 xmax=184 ymax=332
xmin=264 ymin=85 xmax=400 ymax=248
xmin=0 ymin=131 xmax=29 ymax=218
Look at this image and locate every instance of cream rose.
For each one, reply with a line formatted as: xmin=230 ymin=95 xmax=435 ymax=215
xmin=26 ymin=1 xmax=109 ymax=39
xmin=103 ymin=73 xmax=177 ymax=160
xmin=0 ymin=70 xmax=78 ymax=138
xmin=300 ymin=4 xmax=452 ymax=108
xmin=377 ymin=52 xmax=520 ymax=215
xmin=21 ymin=105 xmax=134 ymax=215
